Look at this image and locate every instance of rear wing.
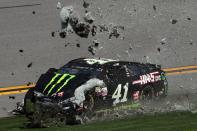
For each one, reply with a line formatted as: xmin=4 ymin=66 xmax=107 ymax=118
xmin=146 ymin=63 xmax=161 ymax=70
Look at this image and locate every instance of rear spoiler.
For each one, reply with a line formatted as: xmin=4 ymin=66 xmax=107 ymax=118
xmin=155 ymin=64 xmax=161 ymax=69
xmin=146 ymin=63 xmax=161 ymax=69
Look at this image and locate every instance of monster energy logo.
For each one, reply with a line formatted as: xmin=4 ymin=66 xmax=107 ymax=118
xmin=43 ymin=73 xmax=75 ymax=95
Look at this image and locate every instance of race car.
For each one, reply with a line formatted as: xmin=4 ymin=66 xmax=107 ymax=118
xmin=24 ymin=58 xmax=168 ymax=126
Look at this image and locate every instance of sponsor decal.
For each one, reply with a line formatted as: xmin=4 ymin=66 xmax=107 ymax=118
xmin=132 ymin=72 xmax=161 ymax=85
xmin=43 ymin=73 xmax=75 ymax=95
xmin=44 ymin=73 xmax=61 ymax=92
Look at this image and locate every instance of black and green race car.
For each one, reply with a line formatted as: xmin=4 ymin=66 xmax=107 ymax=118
xmin=24 ymin=58 xmax=168 ymax=126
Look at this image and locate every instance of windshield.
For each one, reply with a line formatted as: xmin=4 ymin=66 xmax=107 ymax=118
xmin=58 ymin=64 xmax=97 ymax=75
xmin=58 ymin=67 xmax=79 ymax=74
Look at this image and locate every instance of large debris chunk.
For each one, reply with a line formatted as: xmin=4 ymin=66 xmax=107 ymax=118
xmin=59 ymin=32 xmax=66 ymax=38
xmin=56 ymin=2 xmax=62 ymax=9
xmin=88 ymin=46 xmax=96 ymax=55
xmin=99 ymin=24 xmax=108 ymax=32
xmin=83 ymin=0 xmax=90 ymax=8
xmin=109 ymin=27 xmax=120 ymax=39
xmin=60 ymin=6 xmax=74 ymax=23
xmin=88 ymin=39 xmax=101 ymax=55
xmin=109 ymin=24 xmax=124 ymax=39
xmin=84 ymin=12 xmax=95 ymax=24
xmin=93 ymin=39 xmax=100 ymax=47
xmin=91 ymin=25 xmax=97 ymax=36
xmin=74 ymin=22 xmax=90 ymax=38
xmin=59 ymin=6 xmax=93 ymax=38
xmin=171 ymin=19 xmax=178 ymax=24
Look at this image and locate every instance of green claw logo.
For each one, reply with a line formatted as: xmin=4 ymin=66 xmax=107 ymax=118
xmin=43 ymin=73 xmax=75 ymax=95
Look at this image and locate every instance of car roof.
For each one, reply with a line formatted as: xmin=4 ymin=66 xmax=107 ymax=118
xmin=66 ymin=58 xmax=117 ymax=65
xmin=65 ymin=58 xmax=159 ymax=70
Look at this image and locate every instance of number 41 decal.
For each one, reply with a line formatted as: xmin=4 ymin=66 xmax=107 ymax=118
xmin=112 ymin=83 xmax=128 ymax=105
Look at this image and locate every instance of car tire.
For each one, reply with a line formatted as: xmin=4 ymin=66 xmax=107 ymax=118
xmin=140 ymin=85 xmax=155 ymax=100
xmin=78 ymin=93 xmax=95 ymax=124
xmin=65 ymin=93 xmax=95 ymax=125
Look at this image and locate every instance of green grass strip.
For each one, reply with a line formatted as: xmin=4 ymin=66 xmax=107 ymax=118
xmin=0 ymin=112 xmax=196 ymax=131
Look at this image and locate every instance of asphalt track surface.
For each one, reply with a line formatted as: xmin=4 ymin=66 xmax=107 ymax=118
xmin=0 ymin=0 xmax=196 ymax=117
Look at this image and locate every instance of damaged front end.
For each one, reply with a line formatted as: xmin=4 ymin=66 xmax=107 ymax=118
xmin=24 ymin=90 xmax=81 ymax=127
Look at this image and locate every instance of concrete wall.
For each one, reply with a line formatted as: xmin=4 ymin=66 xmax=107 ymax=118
xmin=0 ymin=0 xmax=196 ymax=117
xmin=0 ymin=0 xmax=196 ymax=86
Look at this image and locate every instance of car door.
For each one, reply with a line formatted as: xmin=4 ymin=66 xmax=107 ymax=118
xmin=126 ymin=64 xmax=145 ymax=100
xmin=105 ymin=63 xmax=131 ymax=105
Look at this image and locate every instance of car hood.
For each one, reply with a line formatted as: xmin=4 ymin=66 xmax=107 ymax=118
xmin=34 ymin=68 xmax=99 ymax=99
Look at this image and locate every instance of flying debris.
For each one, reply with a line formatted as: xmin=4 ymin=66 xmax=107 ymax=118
xmin=171 ymin=19 xmax=178 ymax=24
xmin=84 ymin=12 xmax=95 ymax=24
xmin=56 ymin=1 xmax=62 ymax=9
xmin=27 ymin=62 xmax=33 ymax=68
xmin=58 ymin=6 xmax=95 ymax=38
xmin=91 ymin=25 xmax=97 ymax=36
xmin=109 ymin=24 xmax=124 ymax=39
xmin=83 ymin=0 xmax=90 ymax=8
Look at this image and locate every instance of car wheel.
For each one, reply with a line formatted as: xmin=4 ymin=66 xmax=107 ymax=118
xmin=66 ymin=93 xmax=95 ymax=125
xmin=140 ymin=85 xmax=155 ymax=100
xmin=78 ymin=93 xmax=95 ymax=124
xmin=84 ymin=94 xmax=95 ymax=111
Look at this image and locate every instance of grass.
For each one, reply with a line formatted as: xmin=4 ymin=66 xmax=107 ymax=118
xmin=0 ymin=112 xmax=197 ymax=131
